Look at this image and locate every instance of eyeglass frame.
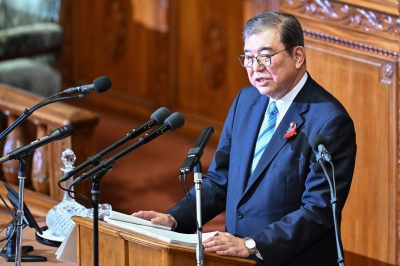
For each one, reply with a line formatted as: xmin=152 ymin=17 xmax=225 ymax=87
xmin=236 ymin=46 xmax=295 ymax=68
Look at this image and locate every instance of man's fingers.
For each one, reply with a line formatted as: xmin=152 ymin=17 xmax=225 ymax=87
xmin=132 ymin=210 xmax=157 ymax=220
xmin=132 ymin=211 xmax=176 ymax=228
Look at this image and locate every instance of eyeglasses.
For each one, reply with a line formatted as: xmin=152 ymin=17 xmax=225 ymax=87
xmin=237 ymin=46 xmax=295 ymax=68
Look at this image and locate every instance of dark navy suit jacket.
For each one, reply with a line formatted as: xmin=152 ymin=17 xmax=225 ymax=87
xmin=167 ymin=74 xmax=357 ymax=265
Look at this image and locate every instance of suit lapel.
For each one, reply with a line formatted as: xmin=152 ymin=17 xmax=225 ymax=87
xmin=243 ymin=94 xmax=310 ymax=194
xmin=236 ymin=96 xmax=269 ymax=195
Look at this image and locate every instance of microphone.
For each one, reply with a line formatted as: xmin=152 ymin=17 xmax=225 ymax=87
xmin=309 ymin=134 xmax=332 ymax=162
xmin=0 ymin=78 xmax=109 ymax=144
xmin=0 ymin=124 xmax=74 ymax=163
xmin=309 ymin=134 xmax=344 ymax=265
xmin=70 ymin=112 xmax=185 ymax=186
xmin=180 ymin=126 xmax=214 ymax=175
xmin=58 ymin=107 xmax=171 ymax=182
xmin=138 ymin=112 xmax=185 ymax=144
xmin=63 ymin=76 xmax=112 ymax=94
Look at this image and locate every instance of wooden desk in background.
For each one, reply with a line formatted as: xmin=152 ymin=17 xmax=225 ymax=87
xmin=0 ymin=218 xmax=72 ymax=265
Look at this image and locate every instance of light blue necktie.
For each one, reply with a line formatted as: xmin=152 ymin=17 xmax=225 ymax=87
xmin=250 ymin=101 xmax=278 ymax=175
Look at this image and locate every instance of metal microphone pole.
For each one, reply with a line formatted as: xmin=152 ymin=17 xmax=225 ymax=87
xmin=178 ymin=126 xmax=213 ymax=266
xmin=194 ymin=163 xmax=204 ymax=266
xmin=90 ymin=171 xmax=106 ymax=266
xmin=63 ymin=149 xmax=106 ymax=266
xmin=316 ymin=153 xmax=344 ymax=266
xmin=68 ymin=170 xmax=106 ymax=266
xmin=14 ymin=156 xmax=28 ymax=266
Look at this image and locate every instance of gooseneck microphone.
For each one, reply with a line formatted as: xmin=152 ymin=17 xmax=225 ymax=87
xmin=70 ymin=112 xmax=185 ymax=186
xmin=0 ymin=124 xmax=74 ymax=163
xmin=309 ymin=134 xmax=332 ymax=162
xmin=63 ymin=76 xmax=112 ymax=94
xmin=0 ymin=76 xmax=112 ymax=142
xmin=309 ymin=134 xmax=344 ymax=266
xmin=178 ymin=126 xmax=214 ymax=266
xmin=58 ymin=107 xmax=171 ymax=182
xmin=180 ymin=126 xmax=214 ymax=175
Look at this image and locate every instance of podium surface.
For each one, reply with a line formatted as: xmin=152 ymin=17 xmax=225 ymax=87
xmin=73 ymin=216 xmax=256 ymax=266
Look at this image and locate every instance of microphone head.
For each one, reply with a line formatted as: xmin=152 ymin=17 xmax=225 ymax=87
xmin=60 ymin=124 xmax=75 ymax=138
xmin=51 ymin=124 xmax=75 ymax=140
xmin=165 ymin=112 xmax=185 ymax=131
xmin=309 ymin=134 xmax=327 ymax=151
xmin=151 ymin=107 xmax=171 ymax=126
xmin=93 ymin=76 xmax=112 ymax=93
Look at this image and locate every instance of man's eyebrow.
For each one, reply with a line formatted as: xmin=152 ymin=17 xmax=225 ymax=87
xmin=243 ymin=46 xmax=273 ymax=53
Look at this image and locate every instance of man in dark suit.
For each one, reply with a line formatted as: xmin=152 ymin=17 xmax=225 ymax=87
xmin=133 ymin=12 xmax=356 ymax=265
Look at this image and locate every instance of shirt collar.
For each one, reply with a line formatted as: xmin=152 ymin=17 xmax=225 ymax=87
xmin=268 ymin=72 xmax=308 ymax=127
xmin=275 ymin=72 xmax=308 ymax=115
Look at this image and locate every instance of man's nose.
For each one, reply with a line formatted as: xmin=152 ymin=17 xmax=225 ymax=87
xmin=252 ymin=60 xmax=265 ymax=72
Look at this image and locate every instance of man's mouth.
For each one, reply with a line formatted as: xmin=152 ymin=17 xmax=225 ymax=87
xmin=255 ymin=77 xmax=269 ymax=84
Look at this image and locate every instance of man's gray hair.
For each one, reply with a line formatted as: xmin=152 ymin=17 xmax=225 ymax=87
xmin=242 ymin=12 xmax=304 ymax=52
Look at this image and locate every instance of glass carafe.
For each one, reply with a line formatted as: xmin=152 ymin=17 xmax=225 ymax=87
xmin=46 ymin=149 xmax=87 ymax=237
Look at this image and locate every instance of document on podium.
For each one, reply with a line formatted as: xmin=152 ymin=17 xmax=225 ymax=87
xmin=104 ymin=215 xmax=218 ymax=247
xmin=104 ymin=210 xmax=172 ymax=230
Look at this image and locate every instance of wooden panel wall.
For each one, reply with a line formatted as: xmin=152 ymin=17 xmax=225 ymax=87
xmin=306 ymin=38 xmax=397 ymax=265
xmin=174 ymin=0 xmax=249 ymax=142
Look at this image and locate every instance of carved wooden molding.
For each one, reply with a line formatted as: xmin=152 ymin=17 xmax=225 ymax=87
xmin=281 ymin=0 xmax=400 ymax=38
xmin=304 ymin=29 xmax=399 ymax=60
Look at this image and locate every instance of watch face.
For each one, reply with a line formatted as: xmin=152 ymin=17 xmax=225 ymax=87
xmin=245 ymin=238 xmax=256 ymax=249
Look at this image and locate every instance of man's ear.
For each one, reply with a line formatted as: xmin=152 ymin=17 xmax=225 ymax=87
xmin=294 ymin=46 xmax=306 ymax=69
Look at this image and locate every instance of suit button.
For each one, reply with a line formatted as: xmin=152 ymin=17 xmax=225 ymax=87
xmin=236 ymin=211 xmax=243 ymax=219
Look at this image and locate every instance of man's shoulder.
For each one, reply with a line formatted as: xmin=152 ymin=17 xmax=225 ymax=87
xmin=303 ymin=76 xmax=351 ymax=116
xmin=240 ymin=84 xmax=259 ymax=93
xmin=238 ymin=84 xmax=267 ymax=99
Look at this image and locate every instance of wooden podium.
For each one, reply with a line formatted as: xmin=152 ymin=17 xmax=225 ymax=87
xmin=73 ymin=216 xmax=256 ymax=266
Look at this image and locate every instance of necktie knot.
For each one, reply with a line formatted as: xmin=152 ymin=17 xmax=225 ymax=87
xmin=268 ymin=101 xmax=278 ymax=116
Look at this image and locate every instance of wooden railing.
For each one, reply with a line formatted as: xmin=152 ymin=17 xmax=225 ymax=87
xmin=0 ymin=83 xmax=99 ymax=223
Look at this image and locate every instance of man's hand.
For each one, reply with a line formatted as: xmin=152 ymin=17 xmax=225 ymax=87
xmin=132 ymin=210 xmax=176 ymax=228
xmin=203 ymin=232 xmax=250 ymax=257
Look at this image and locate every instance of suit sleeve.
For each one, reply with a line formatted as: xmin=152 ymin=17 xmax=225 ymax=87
xmin=165 ymin=89 xmax=244 ymax=233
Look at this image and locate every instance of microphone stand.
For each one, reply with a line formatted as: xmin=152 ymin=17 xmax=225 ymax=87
xmin=0 ymin=91 xmax=88 ymax=265
xmin=70 ymin=135 xmax=154 ymax=265
xmin=69 ymin=115 xmax=183 ymax=265
xmin=14 ymin=156 xmax=28 ymax=266
xmin=67 ymin=170 xmax=106 ymax=266
xmin=316 ymin=154 xmax=344 ymax=266
xmin=179 ymin=126 xmax=213 ymax=266
xmin=91 ymin=170 xmax=106 ymax=266
xmin=194 ymin=163 xmax=204 ymax=266
xmin=0 ymin=92 xmax=88 ymax=141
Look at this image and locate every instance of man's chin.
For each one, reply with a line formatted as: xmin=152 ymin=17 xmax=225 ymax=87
xmin=256 ymin=87 xmax=273 ymax=96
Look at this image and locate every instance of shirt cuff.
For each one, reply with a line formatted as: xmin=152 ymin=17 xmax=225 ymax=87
xmin=255 ymin=251 xmax=263 ymax=260
xmin=171 ymin=220 xmax=178 ymax=230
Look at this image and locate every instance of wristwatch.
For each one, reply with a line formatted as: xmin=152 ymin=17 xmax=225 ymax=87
xmin=244 ymin=237 xmax=258 ymax=255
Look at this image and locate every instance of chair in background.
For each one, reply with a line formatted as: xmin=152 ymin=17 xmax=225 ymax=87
xmin=0 ymin=0 xmax=63 ymax=97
